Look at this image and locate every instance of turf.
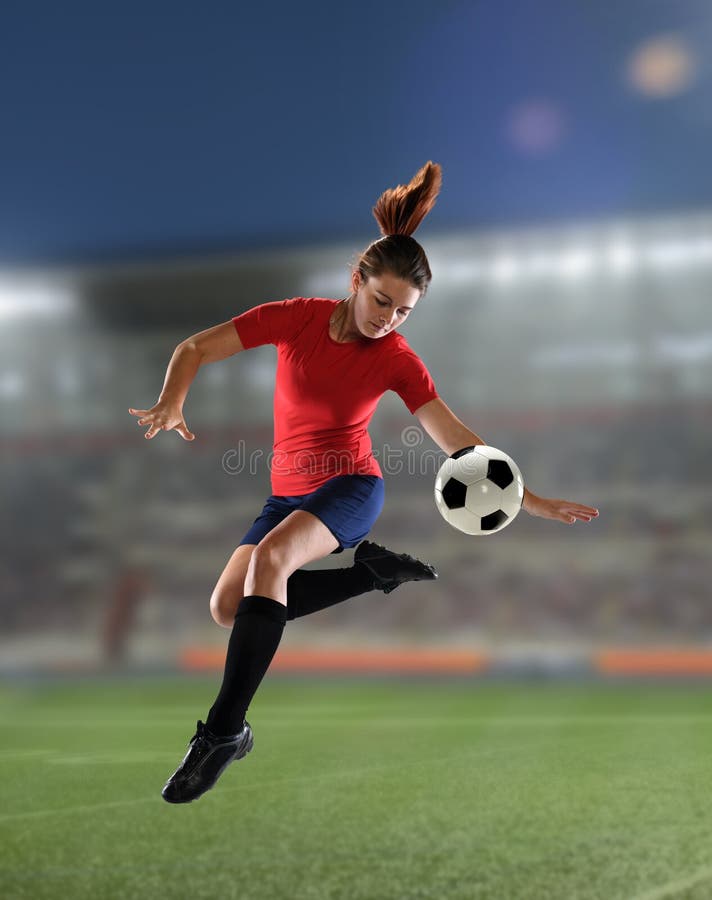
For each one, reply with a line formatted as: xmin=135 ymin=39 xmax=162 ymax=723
xmin=2 ymin=677 xmax=712 ymax=900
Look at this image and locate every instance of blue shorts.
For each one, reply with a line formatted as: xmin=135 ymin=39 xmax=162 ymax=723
xmin=238 ymin=474 xmax=385 ymax=554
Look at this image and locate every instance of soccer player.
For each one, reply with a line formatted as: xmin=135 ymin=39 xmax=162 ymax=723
xmin=129 ymin=161 xmax=599 ymax=803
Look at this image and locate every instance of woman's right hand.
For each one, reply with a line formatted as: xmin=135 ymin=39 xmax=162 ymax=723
xmin=128 ymin=403 xmax=195 ymax=441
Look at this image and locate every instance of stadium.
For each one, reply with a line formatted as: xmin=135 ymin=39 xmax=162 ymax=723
xmin=2 ymin=3 xmax=712 ymax=898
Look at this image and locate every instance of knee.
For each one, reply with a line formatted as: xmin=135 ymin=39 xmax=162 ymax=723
xmin=210 ymin=588 xmax=241 ymax=628
xmin=248 ymin=539 xmax=289 ymax=581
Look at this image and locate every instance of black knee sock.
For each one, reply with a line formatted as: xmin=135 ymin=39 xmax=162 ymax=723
xmin=206 ymin=595 xmax=287 ymax=736
xmin=286 ymin=565 xmax=376 ymax=621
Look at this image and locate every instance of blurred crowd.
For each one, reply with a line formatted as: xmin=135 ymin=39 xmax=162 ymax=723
xmin=2 ymin=405 xmax=709 ymax=658
xmin=2 ymin=219 xmax=711 ymax=661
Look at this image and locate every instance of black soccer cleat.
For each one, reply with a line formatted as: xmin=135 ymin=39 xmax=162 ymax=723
xmin=354 ymin=540 xmax=438 ymax=594
xmin=161 ymin=719 xmax=254 ymax=804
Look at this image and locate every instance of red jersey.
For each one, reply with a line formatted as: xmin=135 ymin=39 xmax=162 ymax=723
xmin=232 ymin=297 xmax=439 ymax=495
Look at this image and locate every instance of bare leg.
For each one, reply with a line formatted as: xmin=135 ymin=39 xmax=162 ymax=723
xmin=205 ymin=510 xmax=338 ymax=735
xmin=209 ymin=544 xmax=256 ymax=628
xmin=243 ymin=510 xmax=339 ymax=604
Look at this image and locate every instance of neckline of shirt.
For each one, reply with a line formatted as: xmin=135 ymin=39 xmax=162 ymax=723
xmin=322 ymin=297 xmax=396 ymax=347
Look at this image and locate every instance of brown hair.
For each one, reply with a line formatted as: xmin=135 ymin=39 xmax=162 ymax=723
xmin=355 ymin=161 xmax=442 ymax=297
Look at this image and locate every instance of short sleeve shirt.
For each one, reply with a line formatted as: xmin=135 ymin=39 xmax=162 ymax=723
xmin=232 ymin=296 xmax=439 ymax=494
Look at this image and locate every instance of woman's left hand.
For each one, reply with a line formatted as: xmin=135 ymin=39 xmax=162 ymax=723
xmin=522 ymin=489 xmax=599 ymax=525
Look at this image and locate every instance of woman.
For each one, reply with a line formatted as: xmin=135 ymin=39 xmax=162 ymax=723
xmin=129 ymin=162 xmax=598 ymax=804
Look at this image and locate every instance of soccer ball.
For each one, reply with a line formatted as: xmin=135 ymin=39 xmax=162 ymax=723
xmin=434 ymin=445 xmax=525 ymax=535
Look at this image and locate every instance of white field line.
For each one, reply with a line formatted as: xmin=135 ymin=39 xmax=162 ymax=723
xmin=0 ymin=744 xmax=511 ymax=825
xmin=1 ymin=716 xmax=708 ymax=822
xmin=632 ymin=865 xmax=712 ymax=900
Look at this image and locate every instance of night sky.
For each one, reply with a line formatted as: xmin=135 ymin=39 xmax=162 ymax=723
xmin=2 ymin=0 xmax=711 ymax=265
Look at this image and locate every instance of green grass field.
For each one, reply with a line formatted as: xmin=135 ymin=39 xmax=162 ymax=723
xmin=2 ymin=676 xmax=712 ymax=900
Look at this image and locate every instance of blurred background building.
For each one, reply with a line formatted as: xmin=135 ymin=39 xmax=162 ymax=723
xmin=1 ymin=1 xmax=711 ymax=673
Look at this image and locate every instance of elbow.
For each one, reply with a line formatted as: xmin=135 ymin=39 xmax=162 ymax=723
xmin=177 ymin=339 xmax=204 ymax=364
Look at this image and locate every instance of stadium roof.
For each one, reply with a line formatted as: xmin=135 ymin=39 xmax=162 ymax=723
xmin=3 ymin=0 xmax=712 ymax=266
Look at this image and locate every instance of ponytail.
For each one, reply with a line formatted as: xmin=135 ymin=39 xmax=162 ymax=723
xmin=355 ymin=161 xmax=442 ymax=297
xmin=372 ymin=160 xmax=442 ymax=238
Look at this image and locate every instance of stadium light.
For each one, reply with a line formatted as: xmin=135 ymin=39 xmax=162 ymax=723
xmin=0 ymin=277 xmax=77 ymax=320
xmin=644 ymin=238 xmax=712 ymax=269
xmin=305 ymin=220 xmax=712 ymax=298
xmin=556 ymin=249 xmax=596 ymax=280
xmin=304 ymin=268 xmax=349 ymax=297
xmin=489 ymin=254 xmax=521 ymax=285
xmin=604 ymin=240 xmax=638 ymax=276
xmin=520 ymin=252 xmax=559 ymax=279
xmin=446 ymin=260 xmax=485 ymax=284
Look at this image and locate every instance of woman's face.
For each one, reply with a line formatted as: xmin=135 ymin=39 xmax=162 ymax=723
xmin=351 ymin=269 xmax=421 ymax=339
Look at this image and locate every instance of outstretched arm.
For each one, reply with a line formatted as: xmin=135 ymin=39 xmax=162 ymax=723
xmin=129 ymin=321 xmax=245 ymax=441
xmin=414 ymin=398 xmax=598 ymax=525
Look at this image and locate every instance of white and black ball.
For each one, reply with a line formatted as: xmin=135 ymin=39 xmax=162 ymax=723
xmin=434 ymin=445 xmax=524 ymax=535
